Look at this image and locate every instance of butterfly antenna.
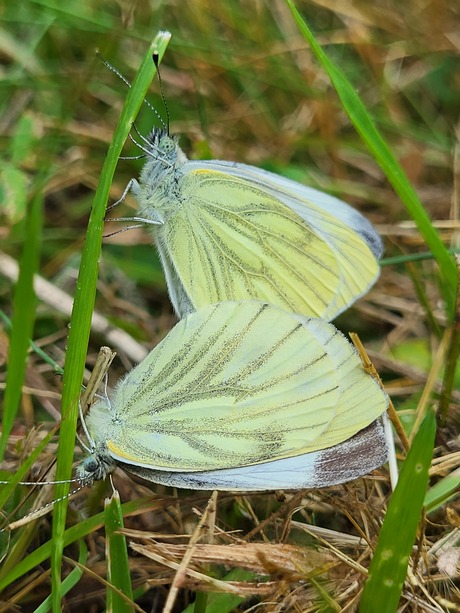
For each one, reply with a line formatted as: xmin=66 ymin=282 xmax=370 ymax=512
xmin=0 ymin=477 xmax=80 ymax=486
xmin=153 ymin=52 xmax=170 ymax=134
xmin=97 ymin=52 xmax=167 ymax=130
xmin=2 ymin=483 xmax=85 ymax=533
xmin=97 ymin=52 xmax=132 ymax=89
xmin=131 ymin=123 xmax=154 ymax=148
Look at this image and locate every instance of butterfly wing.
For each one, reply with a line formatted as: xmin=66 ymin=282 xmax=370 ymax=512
xmin=150 ymin=165 xmax=381 ymax=320
xmin=86 ymin=302 xmax=388 ymax=472
xmin=191 ymin=161 xmax=383 ymax=259
xmin=115 ymin=419 xmax=388 ymax=490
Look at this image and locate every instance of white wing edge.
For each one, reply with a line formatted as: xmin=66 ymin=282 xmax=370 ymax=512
xmin=115 ymin=419 xmax=388 ymax=491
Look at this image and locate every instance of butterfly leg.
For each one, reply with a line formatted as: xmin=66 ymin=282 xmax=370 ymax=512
xmin=106 ymin=178 xmax=140 ymax=213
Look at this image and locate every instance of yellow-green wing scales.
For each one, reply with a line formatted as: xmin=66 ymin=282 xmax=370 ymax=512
xmin=151 ymin=169 xmax=379 ymax=319
xmin=86 ymin=302 xmax=387 ymax=472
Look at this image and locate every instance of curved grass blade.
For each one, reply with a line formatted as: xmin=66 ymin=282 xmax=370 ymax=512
xmin=0 ymin=496 xmax=157 ymax=593
xmin=286 ymin=0 xmax=457 ymax=318
xmin=0 ymin=427 xmax=58 ymax=583
xmin=0 ymin=310 xmax=63 ymax=374
xmin=50 ymin=30 xmax=171 ymax=612
xmin=105 ymin=490 xmax=134 ymax=612
xmin=359 ymin=411 xmax=436 ymax=612
xmin=0 ymin=189 xmax=43 ymax=461
xmin=33 ymin=540 xmax=87 ymax=613
xmin=425 ymin=468 xmax=460 ymax=514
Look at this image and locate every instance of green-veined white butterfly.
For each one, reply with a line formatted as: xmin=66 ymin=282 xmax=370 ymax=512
xmin=115 ymin=126 xmax=383 ymax=320
xmin=78 ymin=301 xmax=388 ymax=491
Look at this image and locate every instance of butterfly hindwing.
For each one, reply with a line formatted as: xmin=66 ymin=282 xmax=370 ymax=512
xmin=114 ymin=419 xmax=388 ymax=491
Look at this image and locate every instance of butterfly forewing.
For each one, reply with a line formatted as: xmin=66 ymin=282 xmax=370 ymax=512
xmin=86 ymin=302 xmax=387 ymax=472
xmin=148 ymin=167 xmax=380 ymax=320
xmin=191 ymin=160 xmax=383 ymax=259
xmin=152 ymin=172 xmax=349 ymax=317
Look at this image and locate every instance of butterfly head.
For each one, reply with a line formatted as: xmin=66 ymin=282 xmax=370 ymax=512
xmin=145 ymin=128 xmax=180 ymax=158
xmin=76 ymin=449 xmax=117 ymax=486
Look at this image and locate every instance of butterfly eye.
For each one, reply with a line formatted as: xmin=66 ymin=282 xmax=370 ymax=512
xmin=77 ymin=451 xmax=117 ymax=486
xmin=84 ymin=457 xmax=99 ymax=473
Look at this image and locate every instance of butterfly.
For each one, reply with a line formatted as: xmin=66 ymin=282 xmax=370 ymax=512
xmin=117 ymin=127 xmax=383 ymax=320
xmin=78 ymin=301 xmax=388 ymax=491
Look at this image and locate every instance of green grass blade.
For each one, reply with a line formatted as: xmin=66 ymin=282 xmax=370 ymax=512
xmin=425 ymin=469 xmax=460 ymax=513
xmin=180 ymin=569 xmax=249 ymax=613
xmin=286 ymin=0 xmax=457 ymax=318
xmin=193 ymin=591 xmax=209 ymax=613
xmin=50 ymin=30 xmax=171 ymax=612
xmin=0 ymin=496 xmax=157 ymax=593
xmin=359 ymin=411 xmax=436 ymax=612
xmin=439 ymin=295 xmax=460 ymax=420
xmin=0 ymin=190 xmax=43 ymax=461
xmin=105 ymin=491 xmax=134 ymax=612
xmin=33 ymin=541 xmax=87 ymax=613
xmin=0 ymin=429 xmax=58 ymax=518
xmin=381 ymin=249 xmax=460 ymax=267
xmin=0 ymin=310 xmax=63 ymax=373
xmin=0 ymin=428 xmax=58 ymax=582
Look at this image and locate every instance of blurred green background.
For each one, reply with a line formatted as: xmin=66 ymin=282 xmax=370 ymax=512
xmin=2 ymin=0 xmax=458 ymax=360
xmin=0 ymin=1 xmax=459 ymax=610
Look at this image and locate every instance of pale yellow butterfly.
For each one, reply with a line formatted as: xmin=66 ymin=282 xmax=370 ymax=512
xmin=78 ymin=301 xmax=388 ymax=491
xmin=114 ymin=126 xmax=382 ymax=320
